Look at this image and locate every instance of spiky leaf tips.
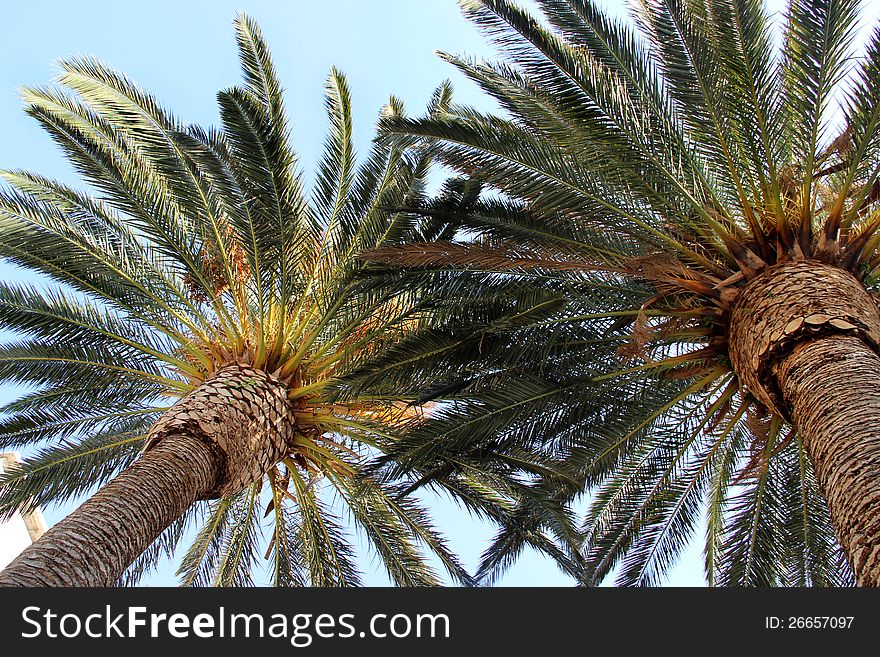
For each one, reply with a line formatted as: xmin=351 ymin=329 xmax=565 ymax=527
xmin=0 ymin=13 xmax=477 ymax=586
xmin=367 ymin=0 xmax=880 ymax=586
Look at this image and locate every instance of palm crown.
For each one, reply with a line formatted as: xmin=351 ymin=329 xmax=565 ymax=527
xmin=363 ymin=0 xmax=880 ymax=586
xmin=0 ymin=14 xmax=478 ymax=586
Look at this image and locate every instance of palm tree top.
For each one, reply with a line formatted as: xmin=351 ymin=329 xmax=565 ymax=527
xmin=357 ymin=0 xmax=880 ymax=586
xmin=0 ymin=13 xmax=479 ymax=586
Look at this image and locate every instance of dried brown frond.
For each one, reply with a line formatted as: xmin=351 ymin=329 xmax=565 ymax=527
xmin=616 ymin=309 xmax=653 ymax=361
xmin=627 ymin=254 xmax=686 ymax=281
xmin=734 ymin=451 xmax=767 ymax=483
xmin=817 ymin=126 xmax=853 ymax=168
xmin=359 ymin=241 xmax=605 ymax=273
xmin=745 ymin=406 xmax=772 ymax=443
xmin=705 ymin=388 xmax=735 ymax=434
xmin=770 ymin=427 xmax=797 ymax=458
xmin=654 ymin=315 xmax=701 ymax=339
xmin=734 ymin=411 xmax=774 ymax=483
xmin=183 ymin=226 xmax=251 ymax=303
xmin=661 ymin=360 xmax=718 ymax=379
xmin=778 ymin=165 xmax=801 ymax=200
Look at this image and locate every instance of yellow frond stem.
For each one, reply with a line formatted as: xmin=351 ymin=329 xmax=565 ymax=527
xmin=287 ymin=379 xmax=330 ymax=401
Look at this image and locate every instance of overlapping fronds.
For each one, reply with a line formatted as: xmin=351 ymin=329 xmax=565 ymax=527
xmin=367 ymin=0 xmax=877 ymax=585
xmin=0 ymin=13 xmax=524 ymax=586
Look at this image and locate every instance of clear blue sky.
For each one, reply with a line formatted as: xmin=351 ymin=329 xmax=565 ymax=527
xmin=12 ymin=0 xmax=871 ymax=586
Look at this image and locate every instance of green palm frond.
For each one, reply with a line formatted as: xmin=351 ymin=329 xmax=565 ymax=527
xmin=368 ymin=0 xmax=873 ymax=585
xmin=213 ymin=482 xmax=264 ymax=587
xmin=0 ymin=419 xmax=149 ymax=515
xmin=177 ymin=496 xmax=237 ymax=587
xmin=0 ymin=12 xmax=544 ymax=586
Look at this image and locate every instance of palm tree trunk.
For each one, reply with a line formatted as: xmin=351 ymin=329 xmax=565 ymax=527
xmin=729 ymin=260 xmax=880 ymax=586
xmin=776 ymin=335 xmax=880 ymax=587
xmin=0 ymin=363 xmax=294 ymax=586
xmin=0 ymin=434 xmax=217 ymax=586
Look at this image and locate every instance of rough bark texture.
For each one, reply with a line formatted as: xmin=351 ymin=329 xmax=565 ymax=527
xmin=0 ymin=434 xmax=217 ymax=586
xmin=0 ymin=362 xmax=296 ymax=586
xmin=144 ymin=362 xmax=296 ymax=498
xmin=777 ymin=335 xmax=880 ymax=587
xmin=729 ymin=260 xmax=880 ymax=585
xmin=728 ymin=259 xmax=880 ymax=419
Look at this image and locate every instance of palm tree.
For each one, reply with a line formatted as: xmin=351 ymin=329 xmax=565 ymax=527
xmin=0 ymin=14 xmax=480 ymax=587
xmin=365 ymin=0 xmax=880 ymax=586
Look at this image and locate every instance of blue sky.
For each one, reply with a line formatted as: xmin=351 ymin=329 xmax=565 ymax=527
xmin=7 ymin=0 xmax=873 ymax=587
